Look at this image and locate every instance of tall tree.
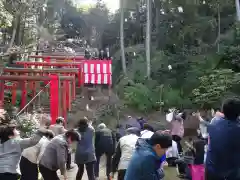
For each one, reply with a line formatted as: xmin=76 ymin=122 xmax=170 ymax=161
xmin=146 ymin=0 xmax=151 ymax=79
xmin=120 ymin=0 xmax=127 ymax=75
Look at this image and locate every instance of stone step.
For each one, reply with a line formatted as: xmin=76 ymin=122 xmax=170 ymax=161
xmin=86 ymin=87 xmax=97 ymax=92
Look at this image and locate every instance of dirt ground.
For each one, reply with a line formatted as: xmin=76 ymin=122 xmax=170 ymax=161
xmin=58 ymin=156 xmax=180 ymax=180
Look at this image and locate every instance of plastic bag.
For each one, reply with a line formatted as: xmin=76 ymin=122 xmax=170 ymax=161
xmin=190 ymin=164 xmax=205 ymax=180
xmin=166 ymin=112 xmax=174 ymax=122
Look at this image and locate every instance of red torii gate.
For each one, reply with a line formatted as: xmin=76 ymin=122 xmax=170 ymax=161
xmin=28 ymin=55 xmax=85 ymax=62
xmin=14 ymin=61 xmax=83 ymax=86
xmin=0 ymin=75 xmax=74 ymax=124
xmin=3 ymin=68 xmax=78 ymax=111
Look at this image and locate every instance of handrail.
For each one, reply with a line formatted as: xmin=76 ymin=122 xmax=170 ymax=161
xmin=16 ymin=82 xmax=50 ymax=117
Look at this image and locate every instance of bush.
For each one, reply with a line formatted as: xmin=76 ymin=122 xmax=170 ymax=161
xmin=17 ymin=113 xmax=40 ymax=137
xmin=124 ymin=83 xmax=158 ymax=112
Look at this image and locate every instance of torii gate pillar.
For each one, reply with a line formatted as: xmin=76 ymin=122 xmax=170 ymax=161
xmin=50 ymin=75 xmax=59 ymax=124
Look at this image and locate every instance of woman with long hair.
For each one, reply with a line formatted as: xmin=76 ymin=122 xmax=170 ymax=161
xmin=75 ymin=118 xmax=96 ymax=180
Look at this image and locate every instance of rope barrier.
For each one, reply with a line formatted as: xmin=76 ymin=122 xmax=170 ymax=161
xmin=16 ymin=82 xmax=50 ymax=117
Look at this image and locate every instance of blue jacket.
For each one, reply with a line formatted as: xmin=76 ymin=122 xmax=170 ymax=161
xmin=124 ymin=138 xmax=161 ymax=180
xmin=206 ymin=117 xmax=240 ymax=179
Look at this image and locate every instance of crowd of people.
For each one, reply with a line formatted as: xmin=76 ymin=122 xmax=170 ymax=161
xmin=0 ymin=97 xmax=240 ymax=180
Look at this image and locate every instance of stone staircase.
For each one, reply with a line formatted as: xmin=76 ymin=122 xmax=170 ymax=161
xmin=37 ymin=85 xmax=112 ymax=127
xmin=67 ymin=86 xmax=111 ymax=126
xmin=24 ymin=46 xmax=114 ymax=124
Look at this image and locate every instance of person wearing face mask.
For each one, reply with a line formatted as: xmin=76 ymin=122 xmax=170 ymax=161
xmin=0 ymin=110 xmax=50 ymax=180
xmin=124 ymin=132 xmax=172 ymax=180
xmin=39 ymin=129 xmax=80 ymax=180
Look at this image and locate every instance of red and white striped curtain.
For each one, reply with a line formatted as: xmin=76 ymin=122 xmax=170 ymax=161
xmin=83 ymin=60 xmax=112 ymax=85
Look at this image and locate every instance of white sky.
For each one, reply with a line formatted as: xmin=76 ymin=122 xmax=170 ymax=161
xmin=103 ymin=0 xmax=119 ymax=13
xmin=75 ymin=0 xmax=119 ymax=13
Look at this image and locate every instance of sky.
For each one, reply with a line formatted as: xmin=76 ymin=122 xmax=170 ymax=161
xmin=103 ymin=0 xmax=119 ymax=13
xmin=74 ymin=0 xmax=119 ymax=13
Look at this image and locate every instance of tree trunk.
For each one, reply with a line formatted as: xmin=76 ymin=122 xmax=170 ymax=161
xmin=120 ymin=0 xmax=127 ymax=75
xmin=155 ymin=0 xmax=161 ymax=48
xmin=14 ymin=15 xmax=21 ymax=46
xmin=217 ymin=4 xmax=220 ymax=53
xmin=7 ymin=14 xmax=20 ymax=53
xmin=236 ymin=0 xmax=240 ymax=21
xmin=146 ymin=0 xmax=151 ymax=79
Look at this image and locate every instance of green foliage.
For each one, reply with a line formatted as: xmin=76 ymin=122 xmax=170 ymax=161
xmin=124 ymin=83 xmax=157 ymax=112
xmin=19 ymin=119 xmax=37 ymax=137
xmin=109 ymin=0 xmax=240 ymax=111
xmin=1 ymin=0 xmax=240 ymax=113
xmin=192 ymin=69 xmax=238 ymax=108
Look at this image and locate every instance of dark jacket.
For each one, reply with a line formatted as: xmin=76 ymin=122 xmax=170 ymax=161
xmin=137 ymin=119 xmax=147 ymax=130
xmin=115 ymin=127 xmax=125 ymax=142
xmin=75 ymin=126 xmax=96 ymax=164
xmin=124 ymin=138 xmax=161 ymax=180
xmin=95 ymin=127 xmax=115 ymax=155
xmin=206 ymin=117 xmax=240 ymax=179
xmin=125 ymin=118 xmax=141 ymax=129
